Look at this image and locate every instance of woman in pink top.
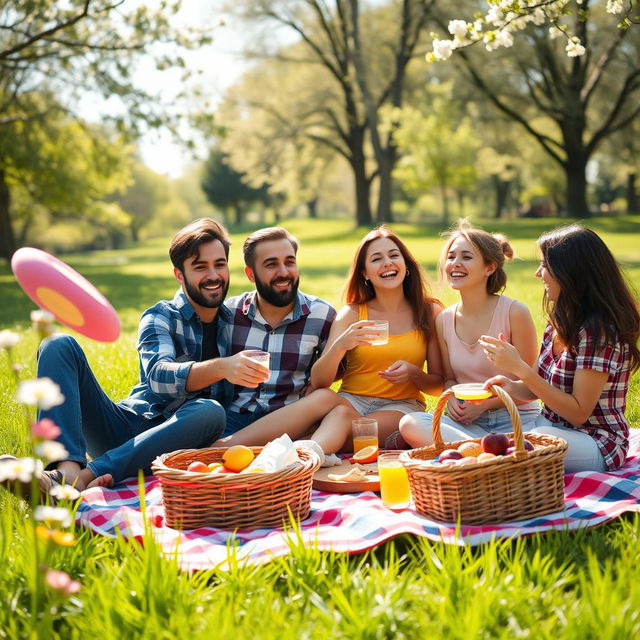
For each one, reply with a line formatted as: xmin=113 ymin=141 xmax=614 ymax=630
xmin=399 ymin=220 xmax=539 ymax=446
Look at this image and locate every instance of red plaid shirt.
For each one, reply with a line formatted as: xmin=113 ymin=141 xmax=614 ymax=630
xmin=537 ymin=323 xmax=631 ymax=470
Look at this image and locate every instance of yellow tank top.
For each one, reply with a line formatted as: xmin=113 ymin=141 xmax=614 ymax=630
xmin=339 ymin=305 xmax=427 ymax=403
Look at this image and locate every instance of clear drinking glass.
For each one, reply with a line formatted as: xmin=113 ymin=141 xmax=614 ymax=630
xmin=378 ymin=452 xmax=411 ymax=509
xmin=352 ymin=418 xmax=378 ymax=453
xmin=369 ymin=320 xmax=389 ymax=345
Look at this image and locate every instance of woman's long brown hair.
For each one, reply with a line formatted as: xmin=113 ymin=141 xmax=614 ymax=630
xmin=342 ymin=226 xmax=439 ymax=343
xmin=539 ymin=224 xmax=640 ymax=371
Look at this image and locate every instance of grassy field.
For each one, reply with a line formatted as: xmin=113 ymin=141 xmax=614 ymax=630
xmin=1 ymin=216 xmax=639 ymax=638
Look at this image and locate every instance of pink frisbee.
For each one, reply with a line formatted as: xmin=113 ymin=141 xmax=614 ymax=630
xmin=11 ymin=247 xmax=120 ymax=342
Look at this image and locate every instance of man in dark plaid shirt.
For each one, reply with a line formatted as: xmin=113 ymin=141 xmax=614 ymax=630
xmin=219 ymin=227 xmax=336 ymax=435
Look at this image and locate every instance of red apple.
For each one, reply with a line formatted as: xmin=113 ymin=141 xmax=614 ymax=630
xmin=440 ymin=449 xmax=463 ymax=462
xmin=481 ymin=433 xmax=509 ymax=456
xmin=187 ymin=461 xmax=209 ymax=473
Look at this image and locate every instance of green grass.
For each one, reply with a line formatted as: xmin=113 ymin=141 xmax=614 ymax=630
xmin=1 ymin=216 xmax=640 ymax=638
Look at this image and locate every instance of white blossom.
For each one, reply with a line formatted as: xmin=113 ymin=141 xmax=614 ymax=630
xmin=0 ymin=457 xmax=43 ymax=483
xmin=549 ymin=26 xmax=564 ymax=39
xmin=0 ymin=330 xmax=19 ymax=349
xmin=566 ymin=37 xmax=586 ymax=57
xmin=16 ymin=378 xmax=64 ymax=410
xmin=494 ymin=30 xmax=514 ymax=48
xmin=532 ymin=9 xmax=547 ymax=25
xmin=49 ymin=484 xmax=81 ymax=501
xmin=34 ymin=440 xmax=69 ymax=463
xmin=606 ymin=0 xmax=625 ymax=14
xmin=34 ymin=505 xmax=72 ymax=528
xmin=448 ymin=20 xmax=468 ymax=39
xmin=432 ymin=39 xmax=455 ymax=61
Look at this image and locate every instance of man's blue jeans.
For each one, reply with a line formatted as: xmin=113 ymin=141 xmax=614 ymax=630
xmin=37 ymin=335 xmax=226 ymax=482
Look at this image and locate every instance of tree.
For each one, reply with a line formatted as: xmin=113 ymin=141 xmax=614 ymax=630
xmin=0 ymin=0 xmax=211 ymax=258
xmin=201 ymin=149 xmax=268 ymax=226
xmin=230 ymin=0 xmax=436 ymax=226
xmin=113 ymin=163 xmax=170 ymax=241
xmin=393 ymin=88 xmax=481 ymax=225
xmin=431 ymin=1 xmax=640 ymax=217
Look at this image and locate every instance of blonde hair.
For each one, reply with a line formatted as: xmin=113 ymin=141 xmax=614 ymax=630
xmin=439 ymin=219 xmax=514 ymax=294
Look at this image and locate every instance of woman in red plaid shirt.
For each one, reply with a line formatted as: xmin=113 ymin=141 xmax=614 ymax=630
xmin=480 ymin=225 xmax=640 ymax=472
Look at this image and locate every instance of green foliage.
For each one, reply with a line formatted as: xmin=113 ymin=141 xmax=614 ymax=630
xmin=201 ymin=149 xmax=269 ymax=226
xmin=1 ymin=218 xmax=640 ymax=636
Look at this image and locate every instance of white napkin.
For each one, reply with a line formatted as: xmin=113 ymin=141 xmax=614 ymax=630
xmin=246 ymin=434 xmax=303 ymax=473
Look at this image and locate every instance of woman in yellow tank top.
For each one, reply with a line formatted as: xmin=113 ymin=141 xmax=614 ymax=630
xmin=306 ymin=226 xmax=444 ymax=452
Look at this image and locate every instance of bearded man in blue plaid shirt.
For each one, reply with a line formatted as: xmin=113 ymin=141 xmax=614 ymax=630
xmin=11 ymin=218 xmax=269 ymax=500
xmin=216 ymin=227 xmax=337 ymax=437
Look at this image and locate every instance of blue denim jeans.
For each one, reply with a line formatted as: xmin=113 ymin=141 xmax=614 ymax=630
xmin=37 ymin=335 xmax=226 ymax=482
xmin=405 ymin=407 xmax=540 ymax=445
xmin=223 ymin=408 xmax=270 ymax=436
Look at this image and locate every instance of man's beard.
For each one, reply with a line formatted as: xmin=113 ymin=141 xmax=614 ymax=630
xmin=255 ymin=273 xmax=299 ymax=307
xmin=184 ymin=276 xmax=229 ymax=309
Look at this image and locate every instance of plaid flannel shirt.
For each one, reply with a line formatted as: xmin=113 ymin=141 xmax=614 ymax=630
xmin=120 ymin=290 xmax=231 ymax=420
xmin=537 ymin=323 xmax=631 ymax=470
xmin=219 ymin=290 xmax=336 ymax=414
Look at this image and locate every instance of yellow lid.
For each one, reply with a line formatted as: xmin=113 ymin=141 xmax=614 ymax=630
xmin=450 ymin=383 xmax=493 ymax=400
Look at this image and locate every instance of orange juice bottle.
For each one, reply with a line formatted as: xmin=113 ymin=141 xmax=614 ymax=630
xmin=353 ymin=436 xmax=378 ymax=453
xmin=378 ymin=455 xmax=410 ymax=508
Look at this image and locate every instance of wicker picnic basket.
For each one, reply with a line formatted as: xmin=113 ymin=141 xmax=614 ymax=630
xmin=152 ymin=446 xmax=321 ymax=530
xmin=399 ymin=385 xmax=568 ymax=525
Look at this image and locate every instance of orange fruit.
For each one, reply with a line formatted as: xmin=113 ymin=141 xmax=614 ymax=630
xmin=458 ymin=441 xmax=483 ymax=458
xmin=222 ymin=445 xmax=255 ymax=472
xmin=349 ymin=445 xmax=379 ymax=464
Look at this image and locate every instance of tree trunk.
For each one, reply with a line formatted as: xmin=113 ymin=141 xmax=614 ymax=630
xmin=564 ymin=154 xmax=590 ymax=218
xmin=233 ymin=201 xmax=243 ymax=226
xmin=440 ymin=182 xmax=449 ymax=227
xmin=376 ymin=149 xmax=394 ymax=224
xmin=130 ymin=224 xmax=139 ymax=242
xmin=351 ymin=138 xmax=373 ymax=227
xmin=306 ymin=197 xmax=318 ymax=219
xmin=0 ymin=170 xmax=16 ymax=260
xmin=493 ymin=176 xmax=509 ymax=219
xmin=627 ymin=171 xmax=638 ymax=214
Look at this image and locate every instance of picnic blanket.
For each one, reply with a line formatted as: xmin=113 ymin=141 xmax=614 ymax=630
xmin=76 ymin=430 xmax=640 ymax=571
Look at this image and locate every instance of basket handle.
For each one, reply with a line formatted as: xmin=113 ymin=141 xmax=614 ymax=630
xmin=431 ymin=385 xmax=526 ymax=458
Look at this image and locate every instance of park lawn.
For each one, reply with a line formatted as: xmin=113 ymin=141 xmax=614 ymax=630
xmin=1 ymin=216 xmax=639 ymax=638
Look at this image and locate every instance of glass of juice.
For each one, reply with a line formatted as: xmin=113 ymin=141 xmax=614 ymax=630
xmin=450 ymin=383 xmax=492 ymax=401
xmin=378 ymin=453 xmax=411 ymax=509
xmin=369 ymin=320 xmax=389 ymax=345
xmin=352 ymin=418 xmax=378 ymax=453
xmin=245 ymin=350 xmax=270 ymax=369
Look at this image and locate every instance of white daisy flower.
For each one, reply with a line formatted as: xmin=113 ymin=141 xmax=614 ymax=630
xmin=0 ymin=330 xmax=19 ymax=349
xmin=49 ymin=484 xmax=81 ymax=501
xmin=16 ymin=378 xmax=65 ymax=410
xmin=34 ymin=506 xmax=72 ymax=528
xmin=34 ymin=441 xmax=69 ymax=463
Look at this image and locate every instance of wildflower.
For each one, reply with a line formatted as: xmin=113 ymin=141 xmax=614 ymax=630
xmin=31 ymin=418 xmax=61 ymax=440
xmin=30 ymin=309 xmax=56 ymax=338
xmin=549 ymin=26 xmax=564 ymax=39
xmin=49 ymin=483 xmax=81 ymax=502
xmin=566 ymin=37 xmax=586 ymax=57
xmin=16 ymin=378 xmax=64 ymax=410
xmin=34 ymin=506 xmax=72 ymax=528
xmin=34 ymin=440 xmax=69 ymax=464
xmin=0 ymin=330 xmax=19 ymax=349
xmin=0 ymin=456 xmax=43 ymax=483
xmin=50 ymin=530 xmax=76 ymax=546
xmin=44 ymin=569 xmax=81 ymax=596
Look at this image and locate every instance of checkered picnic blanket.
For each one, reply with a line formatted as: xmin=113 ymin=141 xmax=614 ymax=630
xmin=76 ymin=430 xmax=640 ymax=571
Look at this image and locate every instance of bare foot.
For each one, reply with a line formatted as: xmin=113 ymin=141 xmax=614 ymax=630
xmin=85 ymin=474 xmax=114 ymax=490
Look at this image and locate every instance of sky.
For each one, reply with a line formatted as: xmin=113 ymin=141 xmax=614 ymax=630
xmin=136 ymin=1 xmax=252 ymax=177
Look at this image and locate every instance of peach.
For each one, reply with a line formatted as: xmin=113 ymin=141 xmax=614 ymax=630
xmin=457 ymin=441 xmax=483 ymax=458
xmin=481 ymin=432 xmax=509 ymax=456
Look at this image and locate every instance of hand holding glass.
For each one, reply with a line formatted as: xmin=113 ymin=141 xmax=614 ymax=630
xmin=245 ymin=350 xmax=270 ymax=377
xmin=369 ymin=320 xmax=389 ymax=346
